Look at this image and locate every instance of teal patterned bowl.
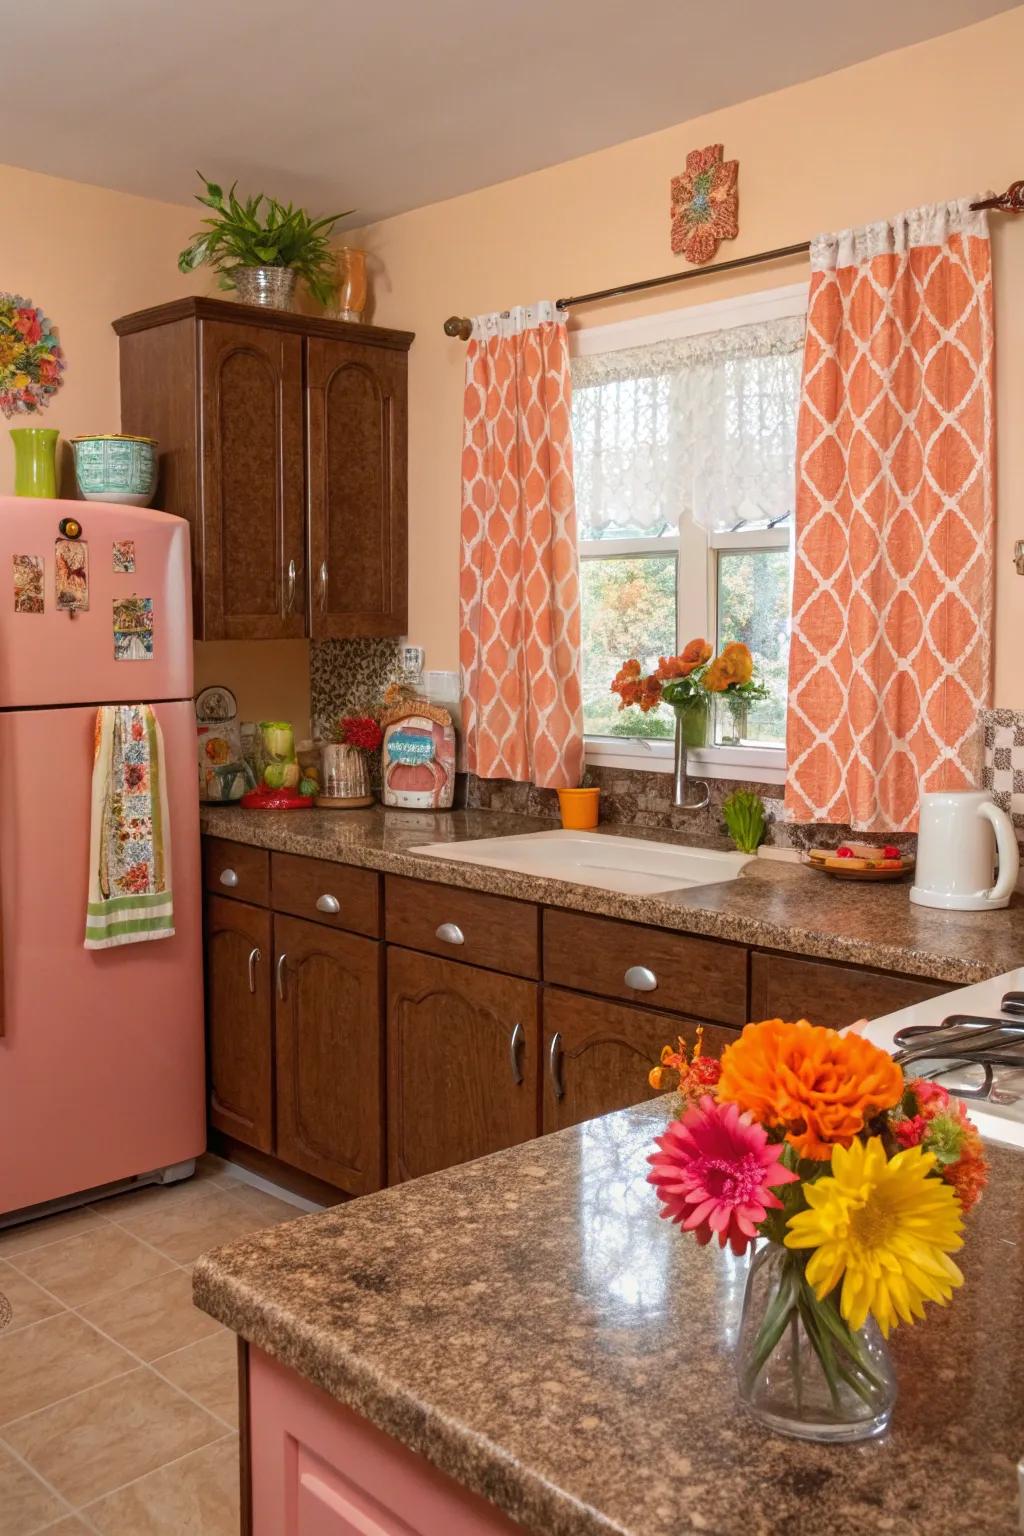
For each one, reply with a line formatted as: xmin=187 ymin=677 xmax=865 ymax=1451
xmin=71 ymin=434 xmax=157 ymax=506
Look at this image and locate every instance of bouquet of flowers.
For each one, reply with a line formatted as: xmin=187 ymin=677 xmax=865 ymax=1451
xmin=647 ymin=1019 xmax=988 ymax=1439
xmin=611 ymin=638 xmax=768 ymax=712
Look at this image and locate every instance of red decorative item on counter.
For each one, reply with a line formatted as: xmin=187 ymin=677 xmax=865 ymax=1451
xmin=239 ymin=787 xmax=313 ymax=810
xmin=336 ymin=716 xmax=384 ymax=753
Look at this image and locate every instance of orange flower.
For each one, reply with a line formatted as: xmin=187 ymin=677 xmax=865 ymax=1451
xmin=720 ymin=641 xmax=753 ymax=684
xmin=681 ymin=637 xmax=713 ymax=668
xmin=703 ymin=641 xmax=754 ymax=692
xmin=716 ymin=1018 xmax=904 ymax=1160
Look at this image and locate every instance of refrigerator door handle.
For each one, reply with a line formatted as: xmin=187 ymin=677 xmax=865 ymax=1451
xmin=247 ymin=946 xmax=261 ymax=995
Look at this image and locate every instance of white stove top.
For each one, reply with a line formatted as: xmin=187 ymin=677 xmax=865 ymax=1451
xmin=866 ymin=967 xmax=1024 ymax=1151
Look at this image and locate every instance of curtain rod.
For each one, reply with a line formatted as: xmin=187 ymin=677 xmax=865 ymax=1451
xmin=442 ymin=179 xmax=1024 ymax=339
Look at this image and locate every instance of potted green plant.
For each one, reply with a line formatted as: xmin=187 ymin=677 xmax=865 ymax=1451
xmin=177 ymin=173 xmax=352 ymax=311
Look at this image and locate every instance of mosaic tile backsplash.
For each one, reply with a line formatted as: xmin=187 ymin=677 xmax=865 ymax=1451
xmin=981 ymin=708 xmax=1024 ymax=828
xmin=465 ymin=767 xmax=917 ymax=854
xmin=309 ymin=638 xmax=404 ymax=730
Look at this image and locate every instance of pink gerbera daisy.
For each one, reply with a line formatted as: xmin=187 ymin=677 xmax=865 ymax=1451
xmin=647 ymin=1095 xmax=799 ymax=1255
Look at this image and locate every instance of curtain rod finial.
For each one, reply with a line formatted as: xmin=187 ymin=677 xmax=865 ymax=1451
xmin=444 ymin=315 xmax=473 ymax=340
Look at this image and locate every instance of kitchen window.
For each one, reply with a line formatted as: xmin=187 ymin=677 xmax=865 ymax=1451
xmin=570 ymin=285 xmax=806 ymax=783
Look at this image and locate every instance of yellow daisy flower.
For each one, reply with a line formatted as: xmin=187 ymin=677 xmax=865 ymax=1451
xmin=784 ymin=1136 xmax=965 ymax=1337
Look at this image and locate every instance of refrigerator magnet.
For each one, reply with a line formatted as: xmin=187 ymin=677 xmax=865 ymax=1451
xmin=55 ymin=537 xmax=89 ymax=612
xmin=13 ymin=554 xmax=44 ymax=613
xmin=113 ymin=594 xmax=154 ymax=661
xmin=112 ymin=539 xmax=136 ymax=574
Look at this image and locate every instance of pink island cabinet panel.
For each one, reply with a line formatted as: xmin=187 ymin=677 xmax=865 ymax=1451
xmin=249 ymin=1347 xmax=526 ymax=1536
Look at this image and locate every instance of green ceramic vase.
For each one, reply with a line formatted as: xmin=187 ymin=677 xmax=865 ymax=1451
xmin=10 ymin=427 xmax=59 ymax=498
xmin=673 ymin=694 xmax=711 ymax=749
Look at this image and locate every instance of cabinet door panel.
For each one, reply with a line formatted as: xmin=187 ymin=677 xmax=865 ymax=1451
xmin=542 ymin=989 xmax=738 ymax=1134
xmin=307 ymin=337 xmax=407 ymax=638
xmin=386 ymin=948 xmax=538 ymax=1183
xmin=201 ymin=319 xmax=305 ymax=639
xmin=749 ymin=952 xmax=946 ymax=1031
xmin=275 ymin=915 xmax=384 ymax=1195
xmin=205 ymin=896 xmax=273 ymax=1151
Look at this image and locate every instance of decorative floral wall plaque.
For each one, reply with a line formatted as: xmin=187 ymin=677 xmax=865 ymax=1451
xmin=670 ymin=145 xmax=739 ymax=265
xmin=0 ymin=294 xmax=65 ymax=417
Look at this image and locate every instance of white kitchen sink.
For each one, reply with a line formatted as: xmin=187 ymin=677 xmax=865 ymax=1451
xmin=409 ymin=830 xmax=754 ymax=896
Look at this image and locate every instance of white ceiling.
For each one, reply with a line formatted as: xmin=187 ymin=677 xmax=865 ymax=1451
xmin=3 ymin=0 xmax=1020 ymax=225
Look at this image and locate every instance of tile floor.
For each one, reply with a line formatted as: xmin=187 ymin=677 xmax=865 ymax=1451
xmin=0 ymin=1156 xmax=304 ymax=1535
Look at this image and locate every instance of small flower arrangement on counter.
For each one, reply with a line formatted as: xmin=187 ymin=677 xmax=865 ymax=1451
xmin=646 ymin=1018 xmax=988 ymax=1442
xmin=318 ymin=715 xmax=384 ymax=809
xmin=611 ymin=639 xmax=768 ymax=748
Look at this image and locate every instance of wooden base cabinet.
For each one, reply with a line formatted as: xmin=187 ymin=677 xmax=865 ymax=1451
xmin=542 ymin=990 xmax=739 ymax=1134
xmin=275 ymin=915 xmax=384 ymax=1196
xmin=204 ymin=897 xmax=274 ymax=1154
xmin=386 ymin=948 xmax=539 ymax=1184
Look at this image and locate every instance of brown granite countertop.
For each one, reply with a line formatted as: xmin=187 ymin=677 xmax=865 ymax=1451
xmin=195 ymin=1099 xmax=1024 ymax=1536
xmin=200 ymin=804 xmax=1024 ymax=985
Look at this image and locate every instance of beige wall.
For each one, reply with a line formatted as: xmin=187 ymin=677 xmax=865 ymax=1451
xmin=0 ymin=162 xmax=309 ymax=723
xmin=352 ymin=8 xmax=1024 ymax=705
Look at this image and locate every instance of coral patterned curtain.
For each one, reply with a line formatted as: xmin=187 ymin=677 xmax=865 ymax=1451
xmin=785 ymin=200 xmax=994 ymax=831
xmin=460 ymin=302 xmax=584 ymax=789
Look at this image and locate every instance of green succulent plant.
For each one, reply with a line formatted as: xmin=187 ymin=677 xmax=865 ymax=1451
xmin=177 ymin=173 xmax=352 ymax=306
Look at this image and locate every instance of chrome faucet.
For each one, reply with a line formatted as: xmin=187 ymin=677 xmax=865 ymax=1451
xmin=672 ymin=715 xmax=710 ymax=812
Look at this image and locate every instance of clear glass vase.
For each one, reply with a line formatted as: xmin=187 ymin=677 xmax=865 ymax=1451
xmin=737 ymin=1242 xmax=896 ymax=1443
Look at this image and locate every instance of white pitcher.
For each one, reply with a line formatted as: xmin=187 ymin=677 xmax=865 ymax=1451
xmin=910 ymin=790 xmax=1019 ymax=911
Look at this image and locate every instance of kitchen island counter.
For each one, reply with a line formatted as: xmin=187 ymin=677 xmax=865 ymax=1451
xmin=195 ymin=1095 xmax=1024 ymax=1536
xmin=200 ymin=804 xmax=1024 ymax=985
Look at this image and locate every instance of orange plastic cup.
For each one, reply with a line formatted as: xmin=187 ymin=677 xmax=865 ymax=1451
xmin=557 ymin=787 xmax=600 ymax=830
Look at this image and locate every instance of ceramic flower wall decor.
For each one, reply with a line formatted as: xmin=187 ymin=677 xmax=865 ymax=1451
xmin=0 ymin=294 xmax=65 ymax=418
xmin=670 ymin=144 xmax=739 ymax=264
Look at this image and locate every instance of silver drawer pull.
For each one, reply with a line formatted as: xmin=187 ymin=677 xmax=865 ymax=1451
xmin=276 ymin=952 xmax=288 ymax=1001
xmin=435 ymin=922 xmax=465 ymax=945
xmin=548 ymin=1031 xmax=564 ymax=1100
xmin=219 ymin=868 xmax=239 ymax=888
xmin=316 ymin=893 xmax=341 ymax=914
xmin=247 ymin=946 xmax=260 ymax=994
xmin=624 ymin=964 xmax=658 ymax=992
xmin=509 ymin=1021 xmax=525 ymax=1084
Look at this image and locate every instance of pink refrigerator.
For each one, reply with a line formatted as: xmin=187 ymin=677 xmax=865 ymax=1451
xmin=0 ymin=495 xmax=204 ymax=1217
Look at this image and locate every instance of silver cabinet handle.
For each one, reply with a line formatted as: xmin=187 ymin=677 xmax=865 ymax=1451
xmin=316 ymin=893 xmax=340 ymax=914
xmin=318 ymin=559 xmax=328 ymax=612
xmin=276 ymin=952 xmax=288 ymax=1001
xmin=508 ymin=1021 xmax=524 ymax=1084
xmin=435 ymin=922 xmax=464 ymax=945
xmin=548 ymin=1031 xmax=564 ymax=1100
xmin=624 ymin=965 xmax=658 ymax=992
xmin=285 ymin=558 xmax=297 ymax=614
xmin=219 ymin=868 xmax=239 ymax=888
xmin=247 ymin=946 xmax=260 ymax=994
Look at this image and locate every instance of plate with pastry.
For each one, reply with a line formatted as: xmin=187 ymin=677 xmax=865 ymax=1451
xmin=806 ymin=843 xmax=916 ymax=881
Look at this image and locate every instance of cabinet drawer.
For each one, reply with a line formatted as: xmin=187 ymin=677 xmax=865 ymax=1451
xmin=271 ymin=852 xmax=380 ymax=938
xmin=202 ymin=836 xmax=270 ymax=907
xmin=385 ymin=876 xmax=539 ymax=979
xmin=750 ymin=951 xmax=948 ymax=1029
xmin=543 ymin=909 xmax=748 ymax=1025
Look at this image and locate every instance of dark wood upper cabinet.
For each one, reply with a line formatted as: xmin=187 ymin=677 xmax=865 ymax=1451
xmin=307 ymin=336 xmax=408 ymax=638
xmin=274 ymin=914 xmax=384 ymax=1196
xmin=204 ymin=896 xmax=274 ymax=1153
xmin=114 ymin=298 xmax=413 ymax=642
xmin=200 ymin=319 xmax=305 ymax=640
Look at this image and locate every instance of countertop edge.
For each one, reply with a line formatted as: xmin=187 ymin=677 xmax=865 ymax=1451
xmin=199 ymin=811 xmax=1003 ymax=987
xmin=192 ymin=1257 xmax=626 ymax=1536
